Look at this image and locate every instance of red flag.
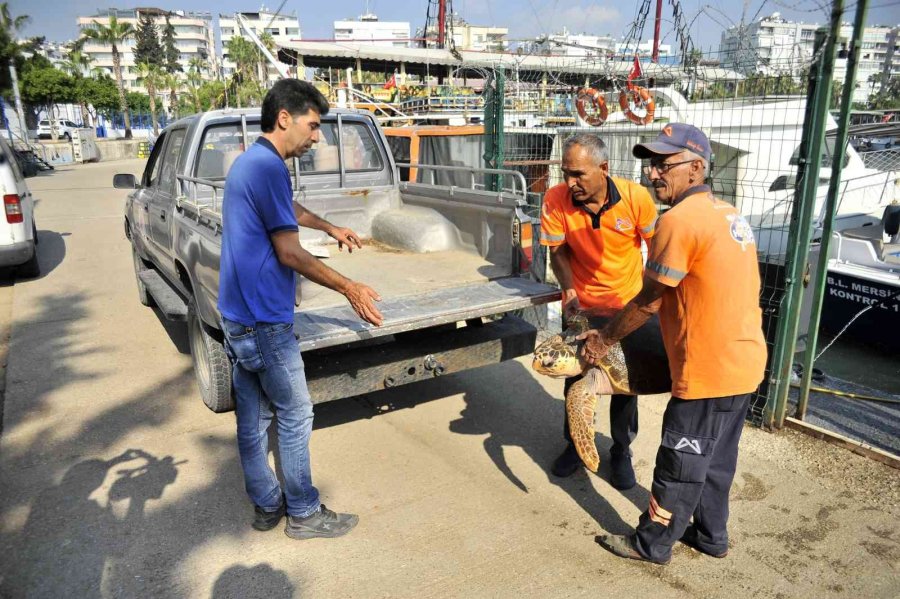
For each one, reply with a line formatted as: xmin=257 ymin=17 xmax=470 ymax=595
xmin=383 ymin=74 xmax=396 ymax=90
xmin=627 ymin=55 xmax=642 ymax=90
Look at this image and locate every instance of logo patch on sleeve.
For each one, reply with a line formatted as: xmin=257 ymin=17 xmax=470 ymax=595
xmin=726 ymin=214 xmax=755 ymax=251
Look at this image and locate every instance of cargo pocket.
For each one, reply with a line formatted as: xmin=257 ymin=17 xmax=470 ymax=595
xmin=222 ymin=319 xmax=266 ymax=372
xmin=657 ymin=429 xmax=714 ymax=483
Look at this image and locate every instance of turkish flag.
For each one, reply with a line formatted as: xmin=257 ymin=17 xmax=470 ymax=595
xmin=383 ymin=74 xmax=396 ymax=90
xmin=627 ymin=55 xmax=642 ymax=89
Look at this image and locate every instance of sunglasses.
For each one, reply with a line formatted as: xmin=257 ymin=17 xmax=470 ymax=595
xmin=642 ymin=159 xmax=696 ymax=177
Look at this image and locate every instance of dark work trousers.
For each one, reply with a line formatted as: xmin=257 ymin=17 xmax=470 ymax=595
xmin=563 ymin=375 xmax=638 ymax=457
xmin=633 ymin=393 xmax=751 ymax=563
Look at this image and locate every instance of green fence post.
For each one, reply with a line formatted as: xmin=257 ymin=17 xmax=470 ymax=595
xmin=765 ymin=17 xmax=841 ymax=429
xmin=796 ymin=0 xmax=870 ymax=420
xmin=482 ymin=69 xmax=505 ymax=192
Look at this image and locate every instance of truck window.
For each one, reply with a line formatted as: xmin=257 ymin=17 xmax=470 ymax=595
xmin=158 ymin=128 xmax=187 ymax=194
xmin=298 ymin=122 xmax=339 ymax=173
xmin=340 ymin=122 xmax=383 ymax=172
xmin=142 ymin=132 xmax=167 ymax=187
xmin=195 ymin=121 xmax=262 ymax=180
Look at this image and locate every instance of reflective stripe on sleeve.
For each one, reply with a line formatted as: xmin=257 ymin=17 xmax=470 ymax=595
xmin=542 ymin=232 xmax=566 ymax=243
xmin=641 ymin=218 xmax=657 ymax=234
xmin=647 ymin=260 xmax=686 ymax=281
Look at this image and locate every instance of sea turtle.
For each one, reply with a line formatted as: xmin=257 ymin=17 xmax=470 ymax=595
xmin=532 ymin=309 xmax=671 ymax=473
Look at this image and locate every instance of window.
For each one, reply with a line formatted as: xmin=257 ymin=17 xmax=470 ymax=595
xmin=159 ymin=129 xmax=188 ymax=194
xmin=143 ymin=131 xmax=167 ymax=187
xmin=285 ymin=27 xmax=299 ymax=35
xmin=339 ymin=122 xmax=383 ymax=172
xmin=265 ymin=27 xmax=280 ymax=35
xmin=195 ymin=121 xmax=262 ymax=180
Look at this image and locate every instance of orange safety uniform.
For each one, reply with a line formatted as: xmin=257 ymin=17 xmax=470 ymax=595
xmin=540 ymin=178 xmax=658 ymax=310
xmin=645 ymin=185 xmax=767 ymax=399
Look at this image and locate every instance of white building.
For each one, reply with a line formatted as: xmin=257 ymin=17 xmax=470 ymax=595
xmin=421 ymin=14 xmax=508 ymax=52
xmin=719 ymin=13 xmax=818 ymax=75
xmin=614 ymin=40 xmax=672 ymax=60
xmin=529 ymin=28 xmax=616 ymax=58
xmin=334 ymin=13 xmax=410 ymax=48
xmin=219 ymin=8 xmax=302 ymax=84
xmin=720 ymin=13 xmax=900 ymax=103
xmin=77 ymin=8 xmax=217 ymax=99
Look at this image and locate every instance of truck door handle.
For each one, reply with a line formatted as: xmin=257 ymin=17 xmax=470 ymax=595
xmin=143 ymin=204 xmax=149 ymax=211
xmin=160 ymin=211 xmax=166 ymax=221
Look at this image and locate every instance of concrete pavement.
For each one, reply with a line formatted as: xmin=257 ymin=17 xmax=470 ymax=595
xmin=0 ymin=160 xmax=897 ymax=598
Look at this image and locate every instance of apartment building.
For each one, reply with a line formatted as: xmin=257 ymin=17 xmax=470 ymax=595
xmin=420 ymin=14 xmax=508 ymax=52
xmin=77 ymin=7 xmax=217 ymax=97
xmin=333 ymin=13 xmax=410 ymax=48
xmin=720 ymin=13 xmax=900 ymax=102
xmin=529 ymin=28 xmax=617 ymax=58
xmin=219 ymin=8 xmax=302 ymax=84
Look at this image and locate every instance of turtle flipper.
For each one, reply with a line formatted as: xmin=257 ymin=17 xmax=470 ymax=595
xmin=566 ymin=377 xmax=600 ymax=472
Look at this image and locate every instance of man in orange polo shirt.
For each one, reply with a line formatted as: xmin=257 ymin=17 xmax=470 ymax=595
xmin=580 ymin=124 xmax=767 ymax=564
xmin=540 ymin=133 xmax=658 ymax=489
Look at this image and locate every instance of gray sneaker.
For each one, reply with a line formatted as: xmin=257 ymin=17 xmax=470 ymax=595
xmin=284 ymin=504 xmax=359 ymax=540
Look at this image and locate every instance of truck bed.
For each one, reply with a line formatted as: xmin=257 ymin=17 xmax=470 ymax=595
xmin=298 ymin=242 xmax=510 ymax=310
xmin=295 ymin=242 xmax=558 ymax=351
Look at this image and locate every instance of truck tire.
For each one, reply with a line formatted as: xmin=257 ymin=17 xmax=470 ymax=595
xmin=187 ymin=301 xmax=234 ymax=413
xmin=132 ymin=246 xmax=154 ymax=307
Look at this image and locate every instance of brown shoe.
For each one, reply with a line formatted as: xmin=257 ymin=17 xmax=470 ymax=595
xmin=596 ymin=534 xmax=671 ymax=565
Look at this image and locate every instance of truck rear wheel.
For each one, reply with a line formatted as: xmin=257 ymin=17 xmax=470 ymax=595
xmin=187 ymin=301 xmax=234 ymax=413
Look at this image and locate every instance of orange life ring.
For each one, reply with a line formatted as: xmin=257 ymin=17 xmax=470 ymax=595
xmin=618 ymin=86 xmax=656 ymax=125
xmin=576 ymin=88 xmax=608 ymax=127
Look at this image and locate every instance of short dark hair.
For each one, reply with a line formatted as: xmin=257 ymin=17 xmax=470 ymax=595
xmin=260 ymin=79 xmax=330 ymax=132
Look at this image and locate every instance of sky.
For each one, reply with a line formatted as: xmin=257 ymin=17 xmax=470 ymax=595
xmin=8 ymin=0 xmax=900 ymax=55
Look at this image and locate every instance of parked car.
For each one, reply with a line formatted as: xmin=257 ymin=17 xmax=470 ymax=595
xmin=36 ymin=119 xmax=80 ymax=141
xmin=0 ymin=134 xmax=38 ymax=277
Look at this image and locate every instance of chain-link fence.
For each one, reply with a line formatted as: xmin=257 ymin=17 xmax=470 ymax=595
xmin=479 ymin=45 xmax=898 ymax=427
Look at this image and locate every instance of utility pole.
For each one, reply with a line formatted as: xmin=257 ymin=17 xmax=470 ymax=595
xmin=652 ymin=0 xmax=663 ymax=62
xmin=9 ymin=64 xmax=27 ymax=143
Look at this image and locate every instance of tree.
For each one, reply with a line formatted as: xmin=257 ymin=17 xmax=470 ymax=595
xmin=20 ymin=66 xmax=74 ymax=139
xmin=136 ymin=62 xmax=164 ymax=135
xmin=80 ymin=16 xmax=135 ymax=138
xmin=197 ymin=80 xmax=226 ymax=110
xmin=185 ymin=56 xmax=205 ymax=112
xmin=133 ymin=13 xmax=163 ymax=68
xmin=60 ymin=42 xmax=97 ymax=125
xmin=257 ymin=31 xmax=276 ymax=86
xmin=161 ymin=16 xmax=181 ymax=74
xmin=870 ymin=77 xmax=900 ymax=109
xmin=0 ymin=3 xmax=30 ymax=133
xmin=126 ymin=91 xmax=151 ymax=113
xmin=76 ymin=75 xmax=119 ymax=125
xmin=161 ymin=71 xmax=181 ymax=118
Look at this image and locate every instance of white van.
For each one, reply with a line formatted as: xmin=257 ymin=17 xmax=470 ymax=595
xmin=0 ymin=136 xmax=38 ymax=277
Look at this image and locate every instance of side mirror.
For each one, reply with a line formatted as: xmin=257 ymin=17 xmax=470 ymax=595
xmin=113 ymin=173 xmax=138 ymax=189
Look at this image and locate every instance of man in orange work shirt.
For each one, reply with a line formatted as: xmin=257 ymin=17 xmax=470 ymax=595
xmin=581 ymin=124 xmax=767 ymax=564
xmin=540 ymin=133 xmax=658 ymax=489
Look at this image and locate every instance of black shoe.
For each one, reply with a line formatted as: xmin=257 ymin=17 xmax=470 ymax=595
xmin=610 ymin=453 xmax=636 ymax=490
xmin=551 ymin=444 xmax=582 ymax=478
xmin=252 ymin=500 xmax=286 ymax=531
xmin=284 ymin=504 xmax=359 ymax=540
xmin=680 ymin=525 xmax=729 ymax=558
xmin=596 ymin=534 xmax=670 ymax=565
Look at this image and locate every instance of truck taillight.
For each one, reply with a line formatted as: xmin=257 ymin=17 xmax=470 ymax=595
xmin=4 ymin=194 xmax=23 ymax=224
xmin=514 ymin=219 xmax=534 ymax=273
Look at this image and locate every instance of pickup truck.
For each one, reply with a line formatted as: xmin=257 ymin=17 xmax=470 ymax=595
xmin=116 ymin=107 xmax=558 ymax=412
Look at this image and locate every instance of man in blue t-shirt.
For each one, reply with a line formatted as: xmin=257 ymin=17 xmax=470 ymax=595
xmin=219 ymin=79 xmax=382 ymax=540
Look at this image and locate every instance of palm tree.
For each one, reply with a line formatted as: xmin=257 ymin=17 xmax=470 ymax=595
xmin=257 ymin=31 xmax=276 ymax=87
xmin=136 ymin=62 xmax=164 ymax=135
xmin=161 ymin=71 xmax=181 ymax=119
xmin=185 ymin=57 xmax=205 ymax=112
xmin=61 ymin=43 xmax=96 ymax=126
xmin=0 ymin=3 xmax=30 ymax=137
xmin=80 ymin=15 xmax=135 ymax=138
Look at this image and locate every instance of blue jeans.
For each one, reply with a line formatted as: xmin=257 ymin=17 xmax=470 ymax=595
xmin=222 ymin=317 xmax=320 ymax=518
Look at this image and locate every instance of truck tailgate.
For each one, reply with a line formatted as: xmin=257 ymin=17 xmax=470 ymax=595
xmin=295 ymin=278 xmax=559 ymax=351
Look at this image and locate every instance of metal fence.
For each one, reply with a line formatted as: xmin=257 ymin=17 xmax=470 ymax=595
xmin=480 ymin=36 xmax=897 ymax=429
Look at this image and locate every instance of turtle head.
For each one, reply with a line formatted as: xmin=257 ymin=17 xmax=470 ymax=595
xmin=531 ymin=318 xmax=588 ymax=378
